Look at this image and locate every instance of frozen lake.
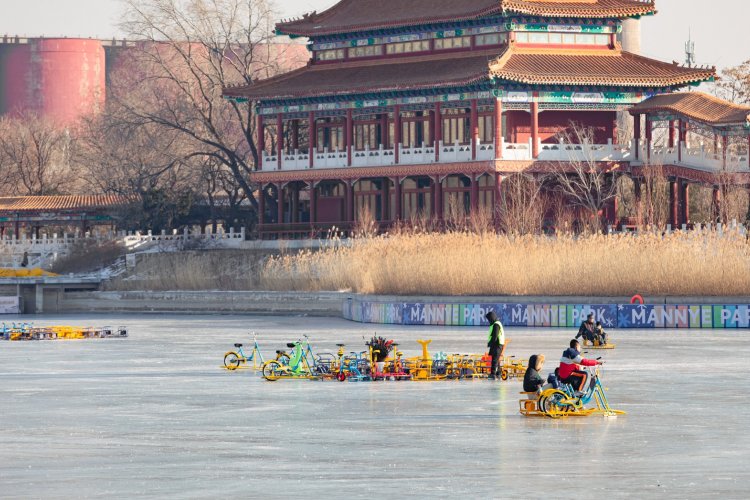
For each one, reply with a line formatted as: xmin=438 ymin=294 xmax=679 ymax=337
xmin=1 ymin=314 xmax=749 ymax=498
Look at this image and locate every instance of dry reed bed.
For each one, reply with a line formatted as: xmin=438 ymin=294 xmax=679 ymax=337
xmin=107 ymin=250 xmax=262 ymax=291
xmin=261 ymin=230 xmax=750 ymax=296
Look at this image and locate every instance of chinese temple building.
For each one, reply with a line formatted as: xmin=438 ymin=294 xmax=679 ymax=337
xmin=224 ymin=0 xmax=726 ymax=237
xmin=0 ymin=195 xmax=130 ymax=239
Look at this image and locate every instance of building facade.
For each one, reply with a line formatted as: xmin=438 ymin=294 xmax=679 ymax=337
xmin=223 ymin=0 xmax=721 ymax=237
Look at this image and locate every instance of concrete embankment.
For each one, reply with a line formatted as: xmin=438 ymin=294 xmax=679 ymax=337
xmin=57 ymin=290 xmax=347 ymax=316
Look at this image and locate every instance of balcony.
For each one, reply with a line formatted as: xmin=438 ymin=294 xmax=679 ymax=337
xmin=263 ymin=139 xmax=749 ymax=173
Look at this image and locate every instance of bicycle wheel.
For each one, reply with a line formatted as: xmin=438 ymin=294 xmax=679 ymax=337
xmin=262 ymin=361 xmax=284 ymax=381
xmin=224 ymin=352 xmax=241 ymax=370
xmin=540 ymin=389 xmax=572 ymax=419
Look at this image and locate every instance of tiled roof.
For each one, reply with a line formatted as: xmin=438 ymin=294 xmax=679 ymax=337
xmin=490 ymin=46 xmax=715 ymax=87
xmin=223 ymin=50 xmax=499 ymax=100
xmin=628 ymin=92 xmax=750 ymax=126
xmin=502 ymin=0 xmax=656 ymax=19
xmin=277 ymin=0 xmax=656 ymax=37
xmin=0 ymin=195 xmax=131 ymax=212
xmin=223 ymin=46 xmax=715 ymax=102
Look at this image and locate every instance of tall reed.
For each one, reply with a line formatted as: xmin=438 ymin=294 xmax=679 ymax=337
xmin=261 ymin=228 xmax=750 ymax=296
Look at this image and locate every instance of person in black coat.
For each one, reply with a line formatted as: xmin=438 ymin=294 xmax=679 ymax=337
xmin=523 ymin=354 xmax=546 ymax=393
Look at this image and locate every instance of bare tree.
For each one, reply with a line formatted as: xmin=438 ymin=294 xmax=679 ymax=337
xmin=714 ymin=60 xmax=750 ymax=105
xmin=548 ymin=124 xmax=620 ymax=232
xmin=0 ymin=113 xmax=77 ymax=195
xmin=495 ymin=173 xmax=547 ymax=235
xmin=118 ymin=0 xmax=306 ymax=211
xmin=637 ymin=161 xmax=670 ymax=229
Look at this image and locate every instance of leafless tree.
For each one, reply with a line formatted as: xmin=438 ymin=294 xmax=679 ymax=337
xmin=548 ymin=124 xmax=620 ymax=232
xmin=118 ymin=0 xmax=307 ymax=211
xmin=495 ymin=173 xmax=547 ymax=235
xmin=76 ymin=109 xmax=189 ymax=197
xmin=0 ymin=113 xmax=78 ymax=195
xmin=714 ymin=60 xmax=750 ymax=105
xmin=637 ymin=161 xmax=670 ymax=229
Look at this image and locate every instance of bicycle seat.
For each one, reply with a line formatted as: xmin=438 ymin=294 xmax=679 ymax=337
xmin=234 ymin=343 xmax=242 ymax=348
xmin=336 ymin=343 xmax=345 ymax=347
xmin=276 ymin=350 xmax=287 ymax=355
xmin=286 ymin=343 xmax=296 ymax=348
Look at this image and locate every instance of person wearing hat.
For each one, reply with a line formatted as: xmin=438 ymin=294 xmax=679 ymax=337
xmin=485 ymin=310 xmax=505 ymax=380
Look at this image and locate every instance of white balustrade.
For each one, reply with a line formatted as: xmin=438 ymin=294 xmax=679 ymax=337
xmin=313 ymin=148 xmax=348 ymax=169
xmin=352 ymin=146 xmax=396 ymax=167
xmin=539 ymin=139 xmax=632 ymax=162
xmin=502 ymin=140 xmax=532 ymax=161
xmin=399 ymin=143 xmax=436 ymax=165
xmin=476 ymin=142 xmax=496 ymax=161
xmin=280 ymin=150 xmax=310 ymax=170
xmin=439 ymin=141 xmax=472 ymax=162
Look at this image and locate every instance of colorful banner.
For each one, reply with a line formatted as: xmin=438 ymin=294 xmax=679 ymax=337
xmin=343 ymin=299 xmax=750 ymax=329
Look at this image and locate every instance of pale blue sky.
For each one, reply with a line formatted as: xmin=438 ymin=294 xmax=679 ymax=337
xmin=0 ymin=0 xmax=745 ymax=69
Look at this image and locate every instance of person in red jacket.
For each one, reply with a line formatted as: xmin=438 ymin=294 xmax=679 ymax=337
xmin=558 ymin=339 xmax=601 ymax=394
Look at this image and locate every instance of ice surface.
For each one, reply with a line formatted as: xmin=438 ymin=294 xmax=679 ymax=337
xmin=1 ymin=314 xmax=749 ymax=498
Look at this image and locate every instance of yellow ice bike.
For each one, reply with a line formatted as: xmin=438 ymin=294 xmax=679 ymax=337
xmin=521 ymin=363 xmax=625 ymax=418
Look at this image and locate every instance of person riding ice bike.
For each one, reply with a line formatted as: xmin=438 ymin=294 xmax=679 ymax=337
xmin=558 ymin=339 xmax=602 ymax=395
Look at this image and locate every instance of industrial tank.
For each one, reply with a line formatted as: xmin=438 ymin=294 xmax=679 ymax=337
xmin=0 ymin=38 xmax=105 ymax=124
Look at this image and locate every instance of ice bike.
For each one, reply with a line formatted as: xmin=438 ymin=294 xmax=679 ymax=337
xmin=261 ymin=335 xmax=331 ymax=381
xmin=223 ymin=333 xmax=289 ymax=370
xmin=532 ymin=363 xmax=625 ymax=418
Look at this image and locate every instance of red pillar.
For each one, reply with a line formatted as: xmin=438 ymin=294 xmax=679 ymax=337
xmin=681 ymin=181 xmax=690 ymax=226
xmin=258 ymin=184 xmax=266 ymax=226
xmin=257 ymin=115 xmax=264 ymax=170
xmin=611 ymin=113 xmax=618 ymax=145
xmin=347 ymin=181 xmax=355 ymax=223
xmin=677 ymin=119 xmax=685 ymax=162
xmin=309 ymin=182 xmax=317 ymax=224
xmin=633 ymin=113 xmax=641 ymax=161
xmin=645 ymin=119 xmax=653 ymax=161
xmin=471 ymin=99 xmax=479 ymax=160
xmin=494 ymin=173 xmax=503 ymax=224
xmin=669 ymin=179 xmax=679 ymax=229
xmin=470 ymin=176 xmax=479 ymax=213
xmin=530 ymin=102 xmax=539 ymax=159
xmin=394 ymin=105 xmax=401 ymax=164
xmin=722 ymin=135 xmax=728 ymax=170
xmin=308 ymin=112 xmax=316 ymax=168
xmin=346 ymin=109 xmax=353 ymax=167
xmin=276 ymin=184 xmax=284 ymax=224
xmin=276 ymin=113 xmax=283 ymax=169
xmin=434 ymin=176 xmax=443 ymax=221
xmin=394 ymin=177 xmax=402 ymax=221
xmin=381 ymin=179 xmax=390 ymax=221
xmin=712 ymin=186 xmax=722 ymax=223
xmin=434 ymin=103 xmax=442 ymax=162
xmin=494 ymin=98 xmax=503 ymax=159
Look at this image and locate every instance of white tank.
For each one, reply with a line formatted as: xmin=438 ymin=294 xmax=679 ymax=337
xmin=620 ymin=18 xmax=642 ymax=54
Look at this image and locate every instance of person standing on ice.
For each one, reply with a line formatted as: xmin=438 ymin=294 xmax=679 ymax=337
xmin=558 ymin=339 xmax=601 ymax=394
xmin=485 ymin=311 xmax=505 ymax=380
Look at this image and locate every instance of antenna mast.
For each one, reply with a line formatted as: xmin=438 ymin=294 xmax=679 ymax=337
xmin=685 ymin=29 xmax=696 ymax=67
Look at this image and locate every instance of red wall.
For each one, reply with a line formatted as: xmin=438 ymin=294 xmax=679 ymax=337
xmin=1 ymin=39 xmax=105 ymax=125
xmin=506 ymin=110 xmax=617 ymax=145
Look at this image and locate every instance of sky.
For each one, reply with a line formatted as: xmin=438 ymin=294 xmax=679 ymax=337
xmin=0 ymin=0 xmax=745 ymax=70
